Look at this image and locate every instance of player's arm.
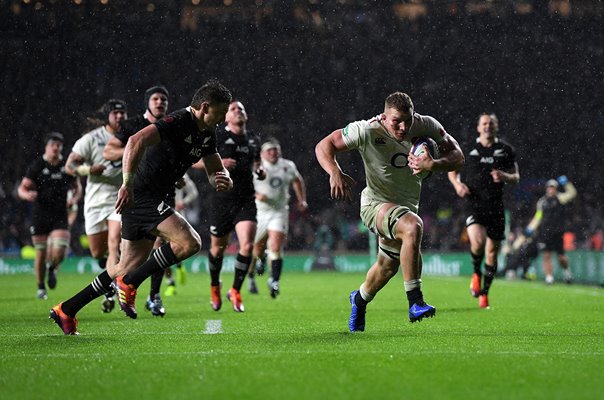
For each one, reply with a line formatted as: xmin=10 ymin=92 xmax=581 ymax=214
xmin=65 ymin=151 xmax=105 ymax=177
xmin=431 ymin=133 xmax=465 ymax=172
xmin=253 ymin=159 xmax=266 ymax=181
xmin=315 ymin=129 xmax=356 ymax=201
xmin=68 ymin=177 xmax=83 ymax=207
xmin=292 ymin=175 xmax=308 ymax=211
xmin=557 ymin=176 xmax=577 ymax=204
xmin=202 ymin=153 xmax=233 ymax=192
xmin=103 ymin=135 xmax=127 ymax=162
xmin=180 ymin=173 xmax=199 ymax=206
xmin=491 ymin=162 xmax=520 ymax=184
xmin=17 ymin=177 xmax=37 ymax=202
xmin=115 ymin=124 xmax=161 ymax=213
xmin=447 ymin=170 xmax=470 ymax=197
xmin=525 ymin=199 xmax=544 ymax=236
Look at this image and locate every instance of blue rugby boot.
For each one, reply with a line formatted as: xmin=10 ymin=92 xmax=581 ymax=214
xmin=348 ymin=290 xmax=366 ymax=332
xmin=409 ymin=302 xmax=436 ymax=323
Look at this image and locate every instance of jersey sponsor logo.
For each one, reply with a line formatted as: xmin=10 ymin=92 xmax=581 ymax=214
xmin=469 ymin=149 xmax=480 ymax=156
xmin=235 ymin=145 xmax=249 ymax=153
xmin=390 ymin=153 xmax=409 ymax=168
xmin=184 ymin=135 xmax=192 ymax=143
xmin=189 ymin=148 xmax=205 ymax=157
xmin=225 ymin=138 xmax=236 ymax=145
xmin=493 ymin=149 xmax=505 ymax=157
xmin=480 ymin=156 xmax=494 ymax=164
xmin=50 ymin=173 xmax=63 ymax=179
xmin=42 ymin=168 xmax=50 ymax=175
xmin=374 ymin=137 xmax=386 ymax=145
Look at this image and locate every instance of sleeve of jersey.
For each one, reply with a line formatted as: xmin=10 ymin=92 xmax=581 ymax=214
xmin=423 ymin=116 xmax=447 ymax=143
xmin=24 ymin=160 xmax=39 ymax=180
xmin=114 ymin=123 xmax=131 ymax=145
xmin=154 ymin=115 xmax=183 ymax=143
xmin=341 ymin=120 xmax=368 ymax=150
xmin=289 ymin=160 xmax=302 ymax=180
xmin=71 ymin=135 xmax=91 ymax=160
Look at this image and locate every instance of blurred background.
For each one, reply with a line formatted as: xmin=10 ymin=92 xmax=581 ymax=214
xmin=0 ymin=0 xmax=602 ymax=258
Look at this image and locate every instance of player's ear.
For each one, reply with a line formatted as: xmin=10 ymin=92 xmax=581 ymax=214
xmin=199 ymin=101 xmax=210 ymax=114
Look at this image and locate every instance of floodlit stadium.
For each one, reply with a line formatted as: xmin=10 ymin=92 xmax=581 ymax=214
xmin=0 ymin=1 xmax=602 ymax=399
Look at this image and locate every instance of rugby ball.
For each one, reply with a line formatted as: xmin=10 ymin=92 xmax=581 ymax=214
xmin=410 ymin=137 xmax=440 ymax=179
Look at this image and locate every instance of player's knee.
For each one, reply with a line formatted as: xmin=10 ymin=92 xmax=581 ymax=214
xmin=181 ymin=237 xmax=201 ymax=258
xmin=397 ymin=215 xmax=423 ymax=241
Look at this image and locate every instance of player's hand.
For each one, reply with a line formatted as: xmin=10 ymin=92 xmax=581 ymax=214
xmin=254 ymin=167 xmax=266 ymax=181
xmin=222 ymin=158 xmax=237 ymax=171
xmin=25 ymin=191 xmax=38 ymax=202
xmin=557 ymin=175 xmax=568 ymax=186
xmin=329 ymin=171 xmax=355 ymax=201
xmin=90 ymin=164 xmax=106 ymax=176
xmin=256 ymin=193 xmax=269 ymax=202
xmin=524 ymin=227 xmax=533 ymax=238
xmin=491 ymin=169 xmax=504 ymax=183
xmin=115 ymin=185 xmax=133 ymax=214
xmin=454 ymin=182 xmax=470 ymax=197
xmin=214 ymin=171 xmax=233 ymax=192
xmin=408 ymin=146 xmax=433 ymax=175
xmin=297 ymin=200 xmax=308 ymax=212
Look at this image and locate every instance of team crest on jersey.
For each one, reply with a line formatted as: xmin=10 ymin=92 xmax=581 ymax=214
xmin=374 ymin=137 xmax=386 ymax=145
xmin=493 ymin=149 xmax=505 ymax=157
xmin=184 ymin=135 xmax=192 ymax=143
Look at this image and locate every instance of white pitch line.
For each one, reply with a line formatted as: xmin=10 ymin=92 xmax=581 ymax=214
xmin=203 ymin=319 xmax=223 ymax=335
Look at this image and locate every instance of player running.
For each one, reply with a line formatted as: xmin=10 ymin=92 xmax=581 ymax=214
xmin=316 ymin=91 xmax=464 ymax=332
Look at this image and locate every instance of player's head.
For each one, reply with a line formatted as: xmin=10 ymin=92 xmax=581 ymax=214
xmin=382 ymin=92 xmax=414 ymax=141
xmin=226 ymin=100 xmax=248 ymax=127
xmin=545 ymin=179 xmax=559 ymax=196
xmin=261 ymin=138 xmax=281 ymax=164
xmin=190 ymin=80 xmax=232 ymax=128
xmin=477 ymin=113 xmax=499 ymax=138
xmin=44 ymin=132 xmax=64 ymax=158
xmin=144 ymin=85 xmax=169 ymax=119
xmin=101 ymin=99 xmax=128 ymax=133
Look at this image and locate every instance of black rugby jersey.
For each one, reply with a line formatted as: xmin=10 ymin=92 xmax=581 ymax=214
xmin=115 ymin=115 xmax=150 ymax=145
xmin=462 ymin=138 xmax=516 ymax=203
xmin=214 ymin=126 xmax=261 ymax=199
xmin=536 ymin=195 xmax=566 ymax=235
xmin=25 ymin=157 xmax=75 ymax=214
xmin=132 ymin=108 xmax=217 ymax=198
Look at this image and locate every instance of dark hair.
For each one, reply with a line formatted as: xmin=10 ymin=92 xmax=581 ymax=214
xmin=190 ymin=79 xmax=232 ymax=109
xmin=144 ymin=85 xmax=169 ymax=109
xmin=45 ymin=132 xmax=64 ymax=144
xmin=385 ymin=92 xmax=414 ymax=112
xmin=477 ymin=112 xmax=499 ymax=126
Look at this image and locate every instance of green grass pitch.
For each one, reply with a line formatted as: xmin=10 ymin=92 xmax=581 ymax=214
xmin=0 ymin=271 xmax=602 ymax=400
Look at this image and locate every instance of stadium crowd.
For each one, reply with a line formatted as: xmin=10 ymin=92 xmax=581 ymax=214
xmin=1 ymin=1 xmax=602 ymax=255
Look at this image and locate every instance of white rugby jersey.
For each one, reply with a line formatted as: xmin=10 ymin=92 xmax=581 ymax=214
xmin=342 ymin=113 xmax=446 ymax=213
xmin=254 ymin=157 xmax=301 ymax=212
xmin=71 ymin=126 xmax=122 ymax=209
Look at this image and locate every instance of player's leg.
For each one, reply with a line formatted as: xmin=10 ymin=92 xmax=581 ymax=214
xmin=248 ymin=236 xmax=268 ymax=294
xmin=248 ymin=211 xmax=270 ymax=294
xmin=543 ymin=250 xmax=554 ymax=284
xmin=266 ymin=230 xmax=286 ymax=298
xmin=146 ymin=237 xmax=168 ymax=316
xmin=32 ymin=234 xmax=49 ymax=299
xmin=226 ymin=220 xmax=256 ymax=312
xmin=47 ymin=229 xmax=70 ymax=290
xmin=349 ymin=245 xmax=400 ymax=332
xmin=555 ymin=234 xmax=572 ymax=283
xmin=466 ymin=222 xmax=487 ymax=298
xmin=209 ymin=233 xmax=230 ymax=311
xmin=480 ymin=237 xmax=501 ymax=308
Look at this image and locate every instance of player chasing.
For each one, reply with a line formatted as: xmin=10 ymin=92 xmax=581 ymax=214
xmin=65 ymin=99 xmax=128 ymax=312
xmin=315 ymin=92 xmax=464 ymax=332
xmin=18 ymin=133 xmax=81 ymax=299
xmin=247 ymin=139 xmax=308 ymax=298
xmin=49 ymin=80 xmax=233 ymax=334
xmin=448 ymin=113 xmax=519 ymax=309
